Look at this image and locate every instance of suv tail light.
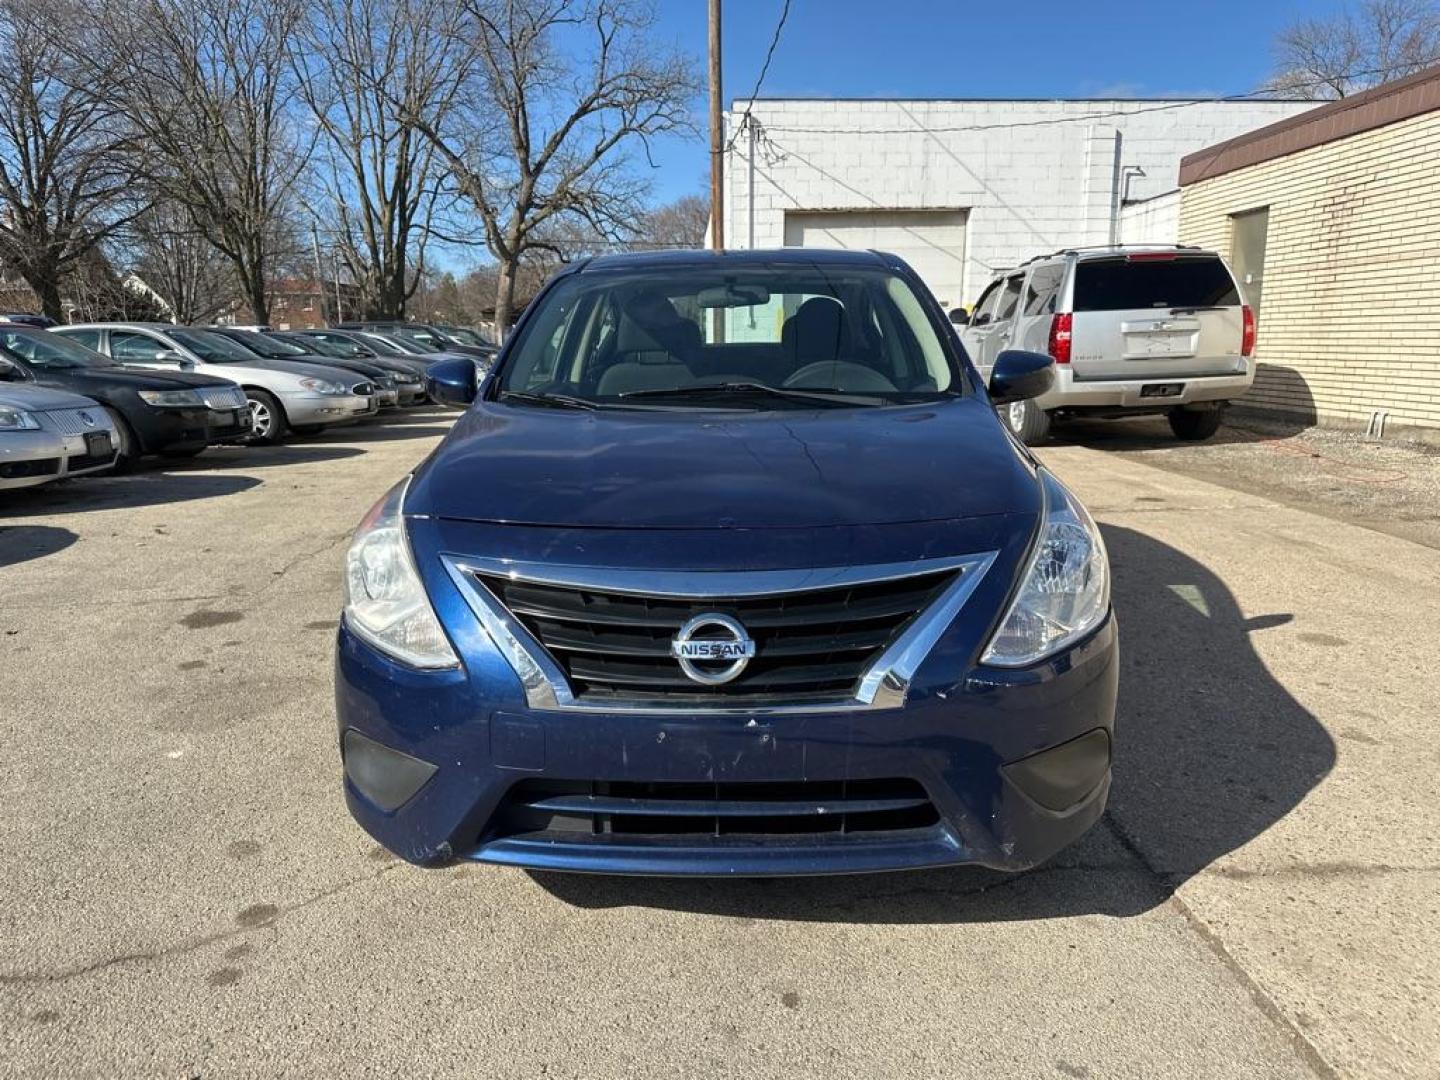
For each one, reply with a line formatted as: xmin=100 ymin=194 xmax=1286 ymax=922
xmin=1241 ymin=305 xmax=1256 ymax=357
xmin=1047 ymin=313 xmax=1072 ymax=364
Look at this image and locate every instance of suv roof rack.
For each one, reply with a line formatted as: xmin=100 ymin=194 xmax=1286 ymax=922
xmin=1019 ymin=243 xmax=1203 ymax=267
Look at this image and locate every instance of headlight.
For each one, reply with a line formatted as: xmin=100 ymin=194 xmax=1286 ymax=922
xmin=981 ymin=470 xmax=1109 ymax=667
xmin=0 ymin=406 xmax=40 ymax=431
xmin=138 ymin=389 xmax=204 ymax=408
xmin=299 ymin=376 xmax=347 ymax=395
xmin=343 ymin=476 xmax=459 ymax=669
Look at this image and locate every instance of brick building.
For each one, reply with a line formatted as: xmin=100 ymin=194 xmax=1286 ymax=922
xmin=720 ymin=96 xmax=1311 ymax=312
xmin=1178 ymin=66 xmax=1440 ymax=439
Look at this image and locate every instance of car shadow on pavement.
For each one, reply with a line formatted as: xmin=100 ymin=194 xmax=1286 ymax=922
xmin=0 ymin=472 xmax=262 ymax=516
xmin=531 ymin=525 xmax=1336 ymax=923
xmin=299 ymin=423 xmax=454 ymax=444
xmin=0 ymin=524 xmax=78 ymax=567
xmin=152 ymin=445 xmax=366 ymax=472
xmin=1052 ymin=412 xmax=1314 ymax=452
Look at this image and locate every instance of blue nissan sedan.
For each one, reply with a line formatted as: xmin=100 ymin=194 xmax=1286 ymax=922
xmin=336 ymin=248 xmax=1117 ymax=876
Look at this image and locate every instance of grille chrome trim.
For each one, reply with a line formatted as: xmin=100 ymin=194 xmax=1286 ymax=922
xmin=200 ymin=386 xmax=247 ymax=410
xmin=442 ymin=552 xmax=998 ymax=714
xmin=40 ymin=408 xmax=110 ymax=435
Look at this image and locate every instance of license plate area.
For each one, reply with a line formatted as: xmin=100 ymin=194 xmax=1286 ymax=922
xmin=1139 ymin=382 xmax=1184 ymax=399
xmin=84 ymin=431 xmax=113 ymax=457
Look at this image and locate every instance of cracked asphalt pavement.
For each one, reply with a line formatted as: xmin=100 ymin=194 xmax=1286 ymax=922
xmin=1 ymin=408 xmax=1435 ymax=1078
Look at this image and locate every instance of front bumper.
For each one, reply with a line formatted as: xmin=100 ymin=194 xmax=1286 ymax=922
xmin=132 ymin=405 xmax=251 ymax=452
xmin=284 ymin=393 xmax=377 ymax=426
xmin=0 ymin=429 xmax=66 ymax=490
xmin=1035 ymin=362 xmax=1255 ymax=412
xmin=336 ymin=614 xmax=1118 ymax=876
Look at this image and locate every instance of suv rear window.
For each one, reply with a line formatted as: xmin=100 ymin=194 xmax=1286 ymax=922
xmin=1073 ymin=256 xmax=1239 ymax=311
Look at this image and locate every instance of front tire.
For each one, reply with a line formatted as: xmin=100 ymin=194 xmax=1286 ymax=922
xmin=246 ymin=390 xmax=289 ymax=444
xmin=102 ymin=407 xmax=139 ymax=473
xmin=1002 ymin=398 xmax=1052 ymax=445
xmin=1168 ymin=406 xmax=1225 ymax=441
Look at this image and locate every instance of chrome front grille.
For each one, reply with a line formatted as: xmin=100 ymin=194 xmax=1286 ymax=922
xmin=200 ymin=386 xmax=247 ymax=410
xmin=40 ymin=407 xmax=110 ymax=435
xmin=450 ymin=554 xmax=999 ymax=712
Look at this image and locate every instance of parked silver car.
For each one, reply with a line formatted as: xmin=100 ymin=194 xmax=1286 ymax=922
xmin=0 ymin=377 xmax=119 ymax=490
xmin=52 ymin=323 xmax=378 ymax=443
xmin=956 ymin=245 xmax=1256 ymax=443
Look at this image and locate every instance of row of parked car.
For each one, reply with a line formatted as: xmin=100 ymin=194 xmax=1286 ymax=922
xmin=0 ymin=319 xmax=495 ymax=491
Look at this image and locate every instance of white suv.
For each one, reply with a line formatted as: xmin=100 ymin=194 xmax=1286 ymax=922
xmin=956 ymin=245 xmax=1255 ymax=443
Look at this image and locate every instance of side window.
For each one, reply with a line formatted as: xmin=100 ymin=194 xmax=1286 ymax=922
xmin=110 ymin=331 xmax=163 ymax=362
xmin=60 ymin=329 xmax=100 ymax=351
xmin=1023 ymin=265 xmax=1064 ymax=316
xmin=994 ymin=275 xmax=1024 ymax=322
xmin=970 ymin=280 xmax=1003 ymax=326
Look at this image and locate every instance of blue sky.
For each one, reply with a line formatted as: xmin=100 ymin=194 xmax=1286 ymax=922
xmin=641 ymin=0 xmax=1347 ymax=203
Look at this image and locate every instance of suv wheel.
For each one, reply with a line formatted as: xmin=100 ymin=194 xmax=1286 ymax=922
xmin=1168 ymin=406 xmax=1225 ymax=441
xmin=246 ymin=390 xmax=289 ymax=444
xmin=1002 ymin=399 xmax=1052 ymax=445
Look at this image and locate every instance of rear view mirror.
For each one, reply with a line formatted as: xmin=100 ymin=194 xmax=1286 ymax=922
xmin=948 ymin=307 xmax=970 ymax=326
xmin=989 ymin=349 xmax=1054 ymax=405
xmin=696 ymin=284 xmax=770 ymax=309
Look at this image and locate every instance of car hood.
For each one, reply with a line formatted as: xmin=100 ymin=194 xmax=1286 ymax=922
xmin=230 ymin=358 xmax=371 ymax=386
xmin=0 ymin=382 xmax=104 ymax=411
xmin=408 ymin=395 xmax=1042 ymax=529
xmin=40 ymin=367 xmax=236 ymax=392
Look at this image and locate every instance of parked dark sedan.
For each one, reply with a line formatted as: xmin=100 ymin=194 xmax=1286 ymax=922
xmin=207 ymin=328 xmax=413 ymax=411
xmin=293 ymin=329 xmax=433 ymax=380
xmin=265 ymin=332 xmax=426 ymax=405
xmin=0 ymin=325 xmax=250 ymax=468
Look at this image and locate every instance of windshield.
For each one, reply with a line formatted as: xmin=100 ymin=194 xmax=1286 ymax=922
xmin=168 ymin=328 xmax=264 ymax=364
xmin=298 ymin=333 xmax=368 ymax=359
xmin=443 ymin=326 xmax=492 ymax=347
xmin=391 ymin=328 xmax=443 ymax=354
xmin=0 ymin=327 xmax=115 ymax=369
xmin=218 ymin=331 xmax=307 ymax=359
xmin=497 ymin=265 xmax=960 ymax=409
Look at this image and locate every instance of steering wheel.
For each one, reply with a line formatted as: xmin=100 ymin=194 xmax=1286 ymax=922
xmin=783 ymin=361 xmax=898 ymax=393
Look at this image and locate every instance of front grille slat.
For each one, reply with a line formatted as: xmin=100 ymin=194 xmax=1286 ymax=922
xmin=494 ymin=778 xmax=940 ymax=839
xmin=476 ymin=568 xmax=955 ymax=705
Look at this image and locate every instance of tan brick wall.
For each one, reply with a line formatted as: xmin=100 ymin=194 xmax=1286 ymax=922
xmin=1179 ymin=109 xmax=1440 ymax=433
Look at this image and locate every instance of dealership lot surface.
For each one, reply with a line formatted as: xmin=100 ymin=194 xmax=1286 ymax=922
xmin=1 ymin=411 xmax=1436 ymax=1079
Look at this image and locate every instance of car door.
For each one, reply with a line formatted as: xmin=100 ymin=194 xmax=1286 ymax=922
xmin=108 ymin=329 xmax=177 ymax=370
xmin=973 ymin=274 xmax=1024 ymax=380
xmin=958 ymin=279 xmax=1002 ymax=373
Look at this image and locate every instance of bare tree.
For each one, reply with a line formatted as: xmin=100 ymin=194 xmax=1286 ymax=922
xmin=123 ymin=200 xmax=235 ymax=323
xmin=75 ymin=0 xmax=311 ymax=323
xmin=632 ymin=193 xmax=708 ymax=250
xmin=0 ymin=0 xmax=145 ymax=320
xmin=1266 ymin=0 xmax=1440 ymax=99
xmin=294 ymin=0 xmax=471 ymax=320
xmin=407 ymin=0 xmax=695 ymax=333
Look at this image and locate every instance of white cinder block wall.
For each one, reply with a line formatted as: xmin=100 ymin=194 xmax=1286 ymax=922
xmin=723 ymin=99 xmax=1312 ymax=309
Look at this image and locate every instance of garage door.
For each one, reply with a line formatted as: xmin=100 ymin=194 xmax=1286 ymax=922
xmin=782 ymin=210 xmax=968 ymax=311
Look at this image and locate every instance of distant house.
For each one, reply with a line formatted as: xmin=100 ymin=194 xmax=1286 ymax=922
xmin=218 ymin=278 xmax=364 ymax=329
xmin=1179 ymin=65 xmax=1440 ymax=440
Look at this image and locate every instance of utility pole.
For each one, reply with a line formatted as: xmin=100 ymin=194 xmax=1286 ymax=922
xmin=708 ymin=0 xmax=724 ymax=252
xmin=310 ymin=223 xmax=327 ymax=323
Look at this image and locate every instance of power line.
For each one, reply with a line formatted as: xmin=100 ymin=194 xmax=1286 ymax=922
xmin=727 ymin=0 xmax=792 ymax=151
xmin=742 ymin=57 xmax=1440 ymax=137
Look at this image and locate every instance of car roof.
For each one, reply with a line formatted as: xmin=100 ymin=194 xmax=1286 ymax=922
xmin=58 ymin=322 xmax=177 ymax=331
xmin=576 ymin=247 xmax=893 ymax=274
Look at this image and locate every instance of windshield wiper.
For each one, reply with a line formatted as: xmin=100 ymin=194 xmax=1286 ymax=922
xmin=498 ymin=390 xmax=601 ymax=411
xmin=620 ymin=382 xmax=878 ymax=408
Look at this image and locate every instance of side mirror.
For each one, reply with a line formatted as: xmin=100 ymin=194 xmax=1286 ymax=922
xmin=989 ymin=349 xmax=1054 ymax=405
xmin=948 ymin=307 xmax=970 ymax=326
xmin=0 ymin=356 xmax=29 ymax=382
xmin=155 ymin=349 xmax=189 ymax=367
xmin=425 ymin=356 xmax=482 ymax=409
